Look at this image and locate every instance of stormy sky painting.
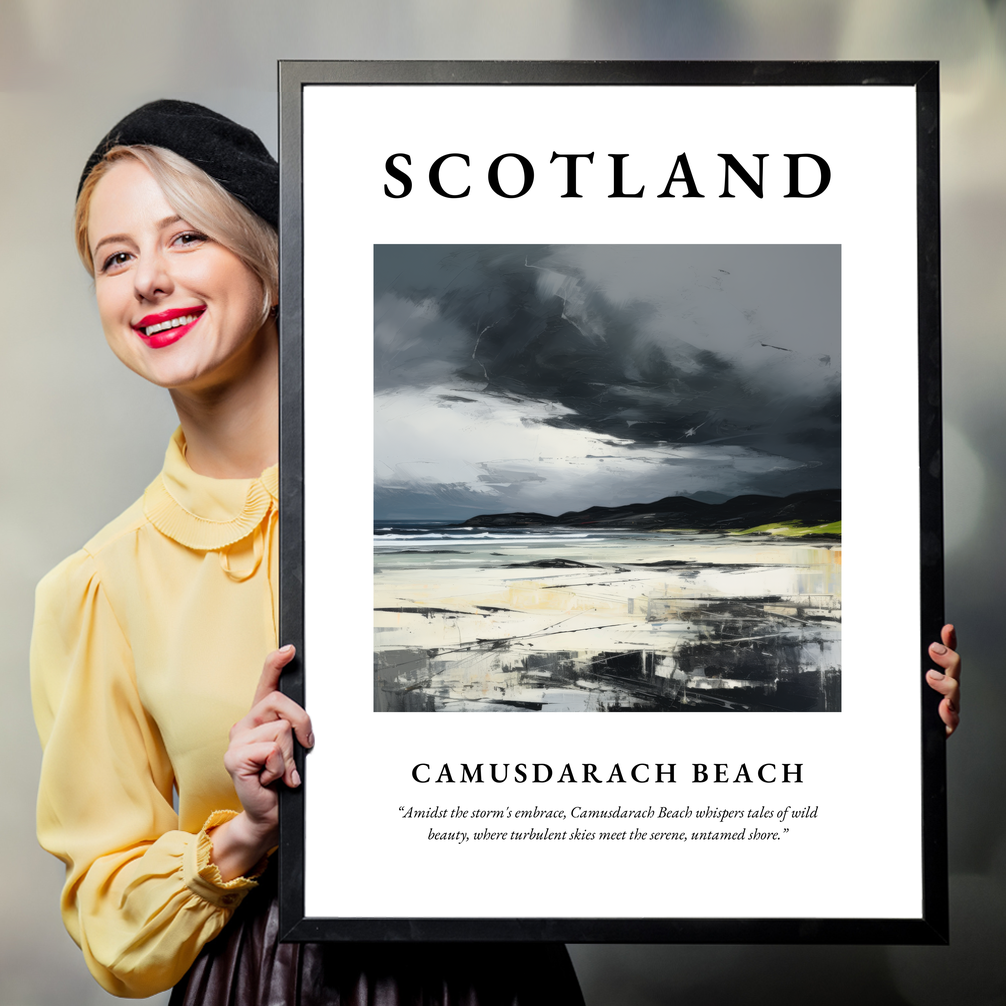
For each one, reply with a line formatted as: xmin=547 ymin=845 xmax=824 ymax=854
xmin=375 ymin=244 xmax=840 ymax=521
xmin=374 ymin=245 xmax=841 ymax=714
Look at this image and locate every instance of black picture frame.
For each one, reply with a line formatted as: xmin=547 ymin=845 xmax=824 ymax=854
xmin=277 ymin=60 xmax=945 ymax=944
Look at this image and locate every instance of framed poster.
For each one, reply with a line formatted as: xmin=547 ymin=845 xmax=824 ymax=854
xmin=277 ymin=61 xmax=946 ymax=943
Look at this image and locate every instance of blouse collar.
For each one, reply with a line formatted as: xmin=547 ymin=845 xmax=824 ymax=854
xmin=143 ymin=428 xmax=279 ymax=551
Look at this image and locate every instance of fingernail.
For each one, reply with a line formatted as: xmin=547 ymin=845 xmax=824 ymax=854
xmin=931 ymin=643 xmax=947 ymax=655
xmin=292 ymin=768 xmax=301 ymax=787
xmin=280 ymin=644 xmax=295 ymax=654
xmin=928 ymin=670 xmax=944 ymax=680
xmin=946 ymin=700 xmax=956 ymax=713
xmin=306 ymin=732 xmax=315 ymax=748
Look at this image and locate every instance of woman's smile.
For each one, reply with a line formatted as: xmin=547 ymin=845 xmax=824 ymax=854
xmin=133 ymin=306 xmax=207 ymax=347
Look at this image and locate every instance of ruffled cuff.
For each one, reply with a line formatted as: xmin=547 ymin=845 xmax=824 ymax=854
xmin=182 ymin=810 xmax=269 ymax=909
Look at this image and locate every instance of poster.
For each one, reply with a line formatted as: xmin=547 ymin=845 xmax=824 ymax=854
xmin=278 ymin=62 xmax=945 ymax=942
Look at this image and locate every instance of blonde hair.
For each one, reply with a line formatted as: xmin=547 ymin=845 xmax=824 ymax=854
xmin=75 ymin=145 xmax=278 ymax=322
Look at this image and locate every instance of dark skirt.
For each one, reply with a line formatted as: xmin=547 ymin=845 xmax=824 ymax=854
xmin=169 ymin=870 xmax=585 ymax=1006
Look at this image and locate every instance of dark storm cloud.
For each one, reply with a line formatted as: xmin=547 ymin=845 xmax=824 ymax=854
xmin=374 ymin=244 xmax=840 ymax=496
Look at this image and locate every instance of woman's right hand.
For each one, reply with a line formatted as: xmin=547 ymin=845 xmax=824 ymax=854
xmin=209 ymin=645 xmax=314 ymax=881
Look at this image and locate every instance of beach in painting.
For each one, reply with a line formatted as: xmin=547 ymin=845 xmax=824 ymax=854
xmin=374 ymin=523 xmax=840 ymax=712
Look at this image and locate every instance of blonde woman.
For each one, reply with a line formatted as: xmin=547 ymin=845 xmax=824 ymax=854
xmin=32 ymin=100 xmax=585 ymax=1004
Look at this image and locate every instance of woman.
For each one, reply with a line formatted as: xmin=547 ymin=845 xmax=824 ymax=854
xmin=31 ymin=100 xmax=585 ymax=1003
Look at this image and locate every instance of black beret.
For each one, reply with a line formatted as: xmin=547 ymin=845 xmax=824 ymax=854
xmin=78 ymin=99 xmax=278 ymax=228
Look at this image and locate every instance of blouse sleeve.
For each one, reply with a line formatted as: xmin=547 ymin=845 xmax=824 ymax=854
xmin=31 ymin=549 xmax=262 ymax=998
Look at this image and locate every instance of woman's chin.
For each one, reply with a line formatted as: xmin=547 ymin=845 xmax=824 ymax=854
xmin=122 ymin=353 xmax=218 ymax=392
xmin=109 ymin=323 xmax=273 ymax=395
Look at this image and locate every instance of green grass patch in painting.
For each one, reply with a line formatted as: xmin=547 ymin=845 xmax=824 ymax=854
xmin=732 ymin=521 xmax=842 ymax=538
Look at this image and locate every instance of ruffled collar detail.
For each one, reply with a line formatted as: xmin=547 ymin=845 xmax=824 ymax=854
xmin=143 ymin=428 xmax=278 ymax=552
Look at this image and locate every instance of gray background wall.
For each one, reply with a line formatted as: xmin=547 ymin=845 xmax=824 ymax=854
xmin=1 ymin=2 xmax=1003 ymax=1003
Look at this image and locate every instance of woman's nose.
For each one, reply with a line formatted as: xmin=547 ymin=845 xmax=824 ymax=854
xmin=133 ymin=249 xmax=173 ymax=302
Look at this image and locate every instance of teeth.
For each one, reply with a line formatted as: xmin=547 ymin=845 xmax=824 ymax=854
xmin=142 ymin=313 xmax=199 ymax=337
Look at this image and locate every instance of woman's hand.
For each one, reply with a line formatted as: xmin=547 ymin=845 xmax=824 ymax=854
xmin=209 ymin=645 xmax=314 ymax=881
xmin=926 ymin=624 xmax=961 ymax=738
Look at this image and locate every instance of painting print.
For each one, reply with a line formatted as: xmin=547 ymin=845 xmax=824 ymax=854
xmin=374 ymin=244 xmax=840 ymax=713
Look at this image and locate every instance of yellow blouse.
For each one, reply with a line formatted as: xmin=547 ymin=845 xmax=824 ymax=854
xmin=31 ymin=428 xmax=279 ymax=998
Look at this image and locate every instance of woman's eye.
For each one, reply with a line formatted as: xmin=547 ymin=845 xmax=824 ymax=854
xmin=101 ymin=251 xmax=132 ymax=273
xmin=173 ymin=231 xmax=208 ymax=248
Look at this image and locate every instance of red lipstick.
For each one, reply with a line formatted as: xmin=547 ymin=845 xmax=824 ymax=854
xmin=132 ymin=306 xmax=206 ymax=349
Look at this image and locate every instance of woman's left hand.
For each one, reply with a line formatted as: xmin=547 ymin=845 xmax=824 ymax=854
xmin=926 ymin=624 xmax=961 ymax=737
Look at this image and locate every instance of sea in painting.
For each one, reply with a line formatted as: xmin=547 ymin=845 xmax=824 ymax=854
xmin=374 ymin=245 xmax=841 ymax=712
